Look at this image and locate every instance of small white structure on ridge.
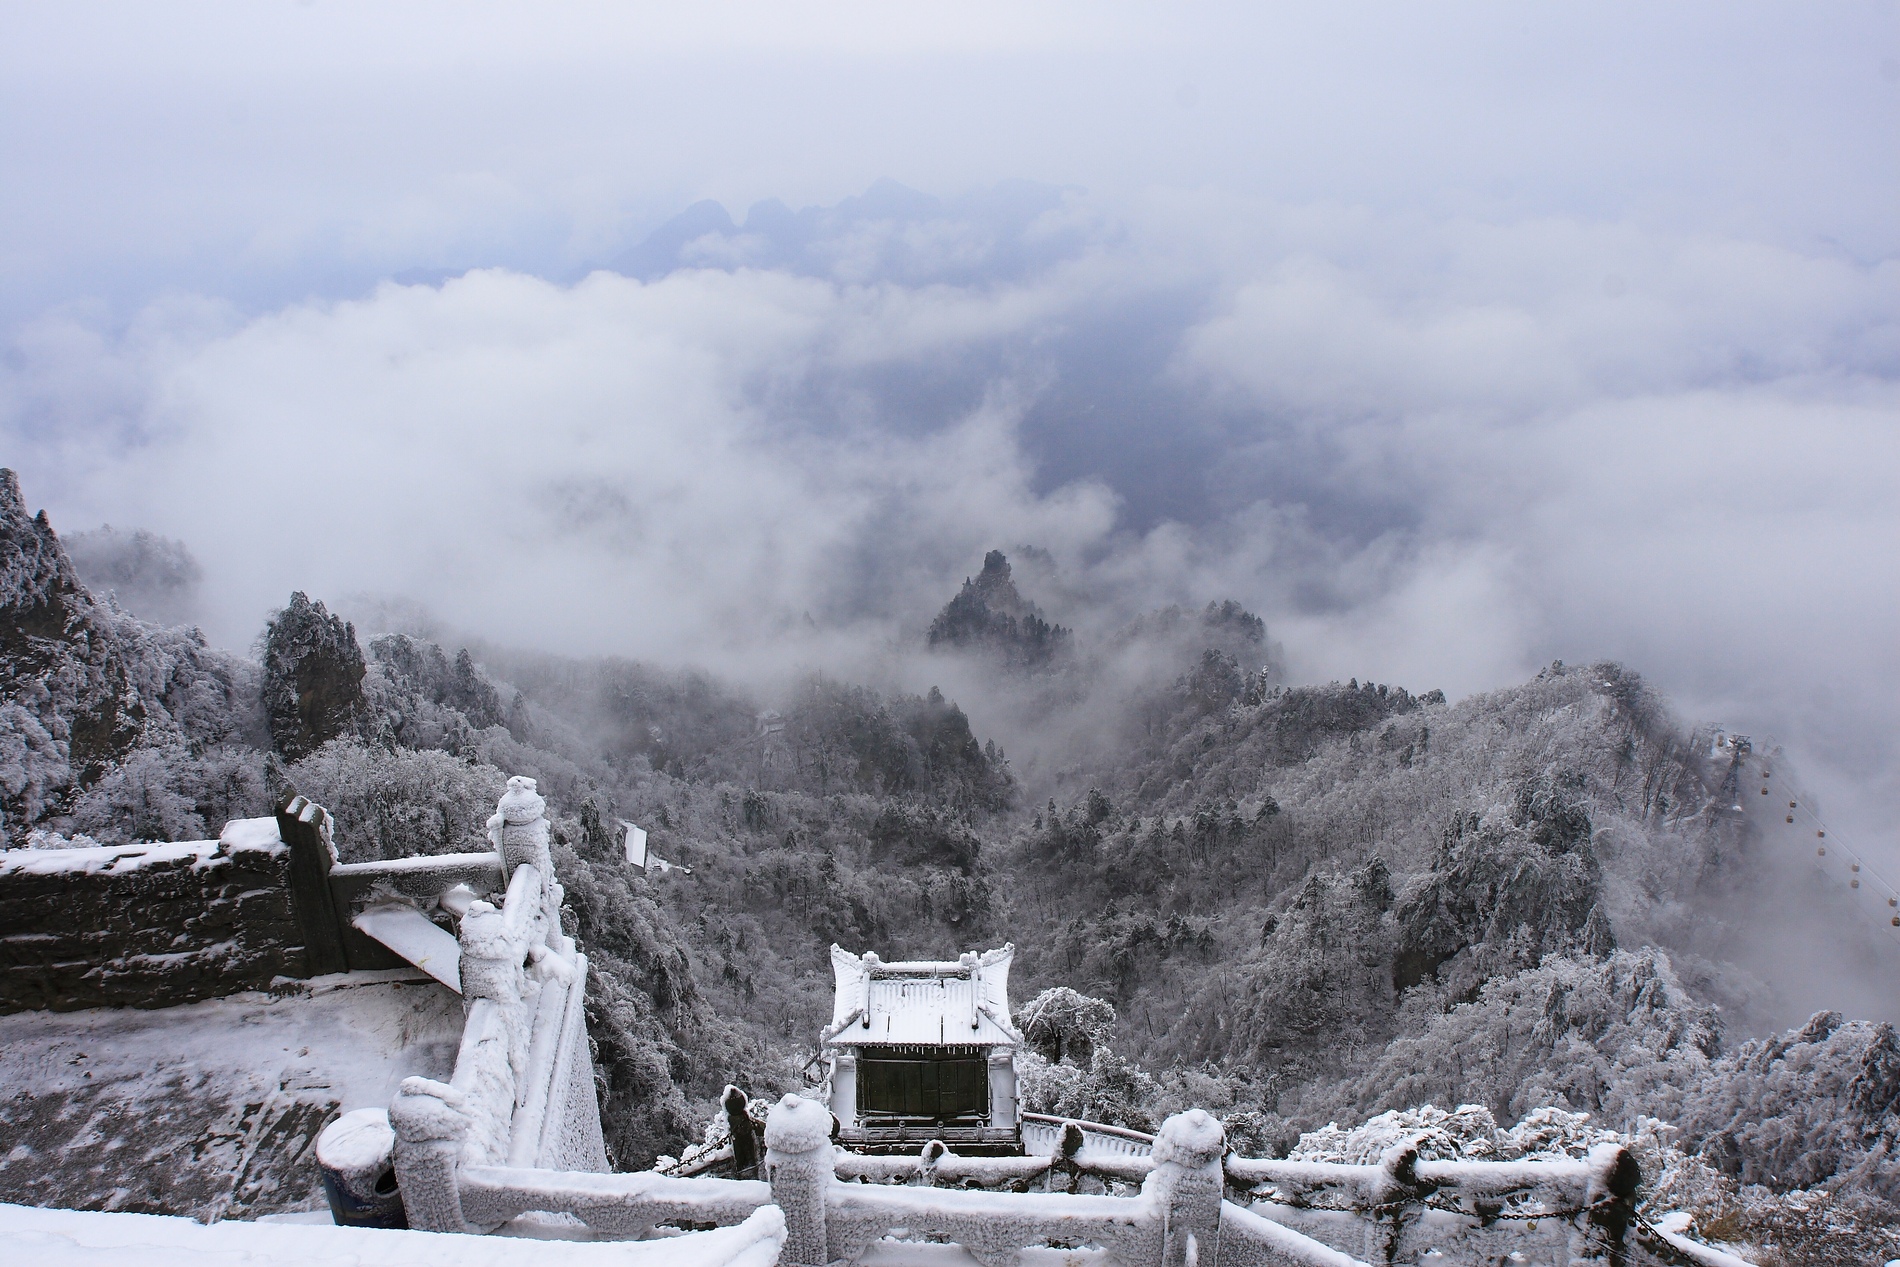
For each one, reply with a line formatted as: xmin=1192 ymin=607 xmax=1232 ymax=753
xmin=620 ymin=820 xmax=648 ymax=868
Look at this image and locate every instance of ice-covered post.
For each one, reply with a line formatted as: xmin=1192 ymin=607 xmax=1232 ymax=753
xmin=489 ymin=774 xmax=572 ymax=949
xmin=1581 ymin=1141 xmax=1640 ymax=1267
xmin=1366 ymin=1142 xmax=1426 ymax=1264
xmin=457 ymin=900 xmax=520 ymax=1006
xmin=388 ymin=1077 xmax=472 ymax=1233
xmin=491 ymin=775 xmax=551 ymax=879
xmin=764 ymin=1093 xmax=833 ymax=1267
xmin=1149 ymin=1109 xmax=1226 ymax=1267
xmin=724 ymin=1084 xmax=761 ymax=1180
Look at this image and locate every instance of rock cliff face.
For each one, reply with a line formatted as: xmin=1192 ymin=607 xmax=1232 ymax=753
xmin=1392 ymin=774 xmax=1615 ymax=993
xmin=0 ymin=471 xmax=262 ymax=843
xmin=0 ymin=469 xmax=143 ymax=835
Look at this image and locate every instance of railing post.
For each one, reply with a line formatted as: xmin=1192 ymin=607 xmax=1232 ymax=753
xmin=490 ymin=775 xmax=551 ymax=882
xmin=765 ymin=1093 xmax=834 ymax=1267
xmin=458 ymin=900 xmax=520 ymax=1005
xmin=388 ymin=1076 xmax=472 ymax=1233
xmin=1582 ymin=1142 xmax=1640 ymax=1267
xmin=1367 ymin=1142 xmax=1426 ymax=1264
xmin=1149 ymin=1110 xmax=1226 ymax=1267
xmin=277 ymin=792 xmax=349 ymax=976
xmin=725 ymin=1084 xmax=761 ymax=1180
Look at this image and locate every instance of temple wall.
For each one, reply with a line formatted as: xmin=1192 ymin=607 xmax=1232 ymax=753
xmin=0 ymin=818 xmax=308 ymax=1013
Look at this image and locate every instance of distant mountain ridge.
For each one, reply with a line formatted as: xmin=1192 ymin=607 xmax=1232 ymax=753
xmin=613 ymin=179 xmax=1076 ymax=286
xmin=4 ymin=470 xmax=1897 ymax=1259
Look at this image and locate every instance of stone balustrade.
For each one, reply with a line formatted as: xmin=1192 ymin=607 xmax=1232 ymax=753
xmin=362 ymin=781 xmax=1717 ymax=1266
xmin=389 ymin=777 xmax=608 ymax=1231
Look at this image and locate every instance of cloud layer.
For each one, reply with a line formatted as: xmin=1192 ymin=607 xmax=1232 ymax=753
xmin=2 ymin=3 xmax=1895 ymax=866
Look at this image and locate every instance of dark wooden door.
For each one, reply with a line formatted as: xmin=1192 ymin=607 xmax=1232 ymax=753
xmin=859 ymin=1056 xmax=988 ymax=1120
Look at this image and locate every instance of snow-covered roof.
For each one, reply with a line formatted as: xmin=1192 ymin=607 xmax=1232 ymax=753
xmin=824 ymin=944 xmax=1021 ymax=1048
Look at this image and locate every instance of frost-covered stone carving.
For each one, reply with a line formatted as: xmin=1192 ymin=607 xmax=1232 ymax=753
xmin=389 ymin=1076 xmax=473 ymax=1233
xmin=762 ymin=1094 xmax=832 ymax=1266
xmin=1147 ymin=1109 xmax=1225 ymax=1267
xmin=490 ymin=775 xmax=552 ymax=878
xmin=458 ymin=901 xmax=519 ymax=1006
xmin=374 ymin=775 xmax=607 ymax=1227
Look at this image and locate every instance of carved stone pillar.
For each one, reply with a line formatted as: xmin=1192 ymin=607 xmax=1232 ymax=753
xmin=456 ymin=900 xmax=519 ymax=1006
xmin=765 ymin=1094 xmax=834 ymax=1267
xmin=388 ymin=1077 xmax=472 ymax=1233
xmin=1149 ymin=1109 xmax=1225 ymax=1267
xmin=489 ymin=776 xmax=551 ymax=881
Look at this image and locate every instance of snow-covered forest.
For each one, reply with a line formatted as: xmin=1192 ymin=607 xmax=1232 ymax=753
xmin=2 ymin=474 xmax=1895 ymax=1264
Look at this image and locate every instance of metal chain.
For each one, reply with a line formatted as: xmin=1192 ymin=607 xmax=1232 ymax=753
xmin=1253 ymin=1191 xmax=1586 ymax=1222
xmin=1250 ymin=1194 xmax=1715 ymax=1265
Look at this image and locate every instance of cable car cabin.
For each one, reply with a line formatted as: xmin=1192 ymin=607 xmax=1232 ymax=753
xmin=821 ymin=944 xmax=1023 ymax=1155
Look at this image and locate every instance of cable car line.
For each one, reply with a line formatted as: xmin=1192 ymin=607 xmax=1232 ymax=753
xmin=1749 ymin=746 xmax=1900 ymax=945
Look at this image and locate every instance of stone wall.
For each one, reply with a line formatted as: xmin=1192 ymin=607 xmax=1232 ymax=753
xmin=0 ymin=817 xmax=310 ymax=1013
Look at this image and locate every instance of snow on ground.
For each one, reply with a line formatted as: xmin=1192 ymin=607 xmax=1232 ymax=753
xmin=0 ymin=1202 xmax=787 ymax=1267
xmin=0 ymin=972 xmax=462 ymax=1221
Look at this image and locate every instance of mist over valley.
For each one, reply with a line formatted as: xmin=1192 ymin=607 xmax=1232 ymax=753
xmin=2 ymin=7 xmax=1896 ymax=1263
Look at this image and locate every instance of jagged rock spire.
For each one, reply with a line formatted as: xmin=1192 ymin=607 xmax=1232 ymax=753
xmin=0 ymin=468 xmax=88 ymax=624
xmin=262 ymin=592 xmax=369 ymax=761
xmin=926 ymin=550 xmax=1071 ymax=670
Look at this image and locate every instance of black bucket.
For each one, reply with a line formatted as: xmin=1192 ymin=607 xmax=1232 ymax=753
xmin=316 ymin=1108 xmax=408 ymax=1229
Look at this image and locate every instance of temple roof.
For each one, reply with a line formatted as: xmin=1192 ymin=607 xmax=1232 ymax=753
xmin=824 ymin=945 xmax=1021 ymax=1048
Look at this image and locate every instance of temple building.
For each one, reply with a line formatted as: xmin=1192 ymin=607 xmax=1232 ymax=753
xmin=820 ymin=944 xmax=1023 ymax=1155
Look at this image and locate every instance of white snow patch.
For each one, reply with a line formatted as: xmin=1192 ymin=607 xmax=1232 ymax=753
xmin=352 ymin=907 xmax=462 ymax=992
xmin=0 ymin=975 xmax=462 ymax=1111
xmin=315 ymin=1108 xmax=395 ymax=1173
xmin=0 ymin=1201 xmax=786 ymax=1267
xmin=0 ymin=839 xmax=221 ymax=877
xmin=330 ymin=851 xmax=502 ymax=877
xmin=218 ymin=816 xmax=285 ymax=851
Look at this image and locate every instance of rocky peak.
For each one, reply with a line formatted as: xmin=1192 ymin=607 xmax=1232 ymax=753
xmin=926 ymin=549 xmax=1071 ymax=670
xmin=0 ymin=470 xmax=142 ymax=837
xmin=0 ymin=469 xmax=89 ymax=633
xmin=263 ymin=592 xmax=370 ymax=761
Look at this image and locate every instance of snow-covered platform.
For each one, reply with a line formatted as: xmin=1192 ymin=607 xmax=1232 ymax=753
xmin=0 ymin=971 xmax=462 ymax=1220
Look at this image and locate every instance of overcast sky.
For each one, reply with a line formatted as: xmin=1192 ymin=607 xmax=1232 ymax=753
xmin=2 ymin=2 xmax=1897 ymax=867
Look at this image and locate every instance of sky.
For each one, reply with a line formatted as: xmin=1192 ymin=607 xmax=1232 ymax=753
xmin=1 ymin=1 xmax=1897 ymax=869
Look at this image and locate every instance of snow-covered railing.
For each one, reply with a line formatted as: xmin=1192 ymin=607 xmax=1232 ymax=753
xmin=772 ymin=1097 xmax=1361 ymax=1267
xmin=457 ymin=1165 xmax=772 ymax=1235
xmin=385 ymin=1090 xmax=1365 ymax=1265
xmin=382 ymin=777 xmax=610 ymax=1232
xmin=1224 ymin=1142 xmax=1731 ymax=1266
xmin=382 ymin=1075 xmax=1737 ymax=1265
xmin=1024 ymin=1112 xmax=1157 ymax=1160
xmin=814 ymin=1118 xmax=1733 ymax=1264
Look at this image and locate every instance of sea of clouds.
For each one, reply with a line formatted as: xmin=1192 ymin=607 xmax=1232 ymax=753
xmin=1 ymin=1 xmax=1894 ymax=860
